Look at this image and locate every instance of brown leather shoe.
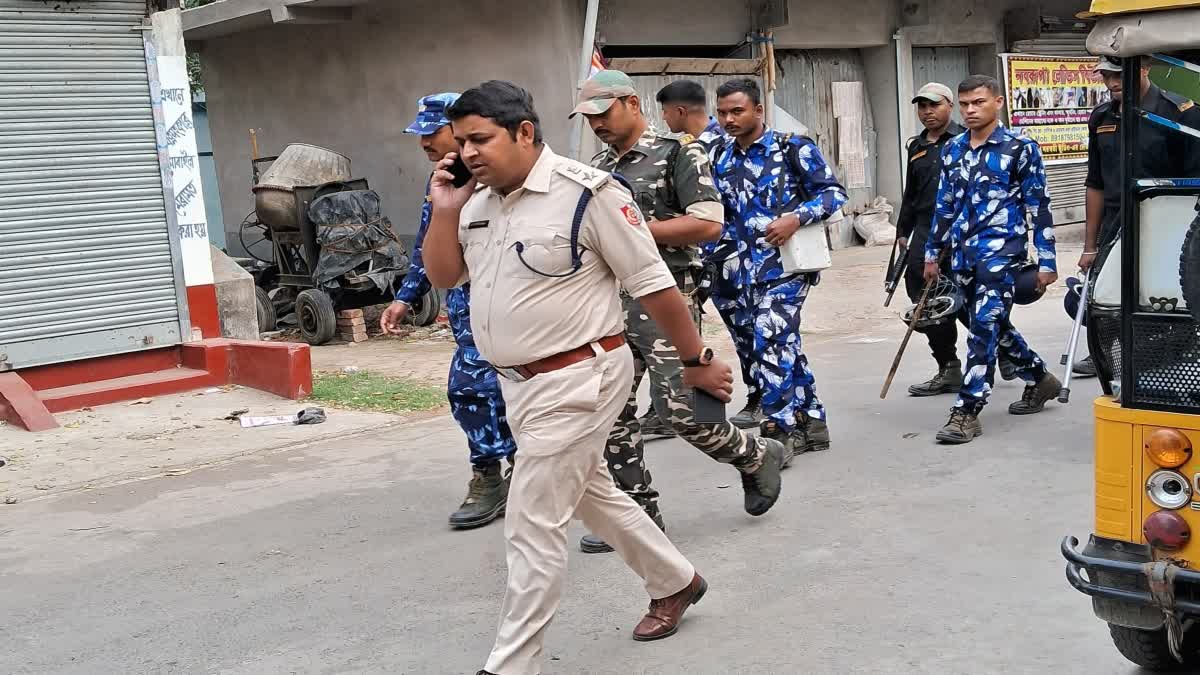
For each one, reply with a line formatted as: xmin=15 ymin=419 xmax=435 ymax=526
xmin=632 ymin=573 xmax=708 ymax=642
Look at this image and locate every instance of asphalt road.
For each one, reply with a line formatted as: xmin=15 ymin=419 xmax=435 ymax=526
xmin=2 ymin=297 xmax=1146 ymax=675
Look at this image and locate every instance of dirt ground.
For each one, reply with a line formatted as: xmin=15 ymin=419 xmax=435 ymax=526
xmin=0 ymin=241 xmax=1080 ymax=504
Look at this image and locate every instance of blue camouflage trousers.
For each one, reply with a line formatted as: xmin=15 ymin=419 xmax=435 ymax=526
xmin=954 ymin=256 xmax=1047 ymax=414
xmin=709 ymin=255 xmax=759 ymax=398
xmin=448 ymin=345 xmax=517 ymax=467
xmin=750 ymin=274 xmax=824 ymax=432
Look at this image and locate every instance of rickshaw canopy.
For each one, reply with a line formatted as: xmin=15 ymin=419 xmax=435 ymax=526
xmin=1085 ymin=0 xmax=1200 ymax=56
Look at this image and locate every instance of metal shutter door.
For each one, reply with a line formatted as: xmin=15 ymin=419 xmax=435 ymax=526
xmin=0 ymin=0 xmax=186 ymax=371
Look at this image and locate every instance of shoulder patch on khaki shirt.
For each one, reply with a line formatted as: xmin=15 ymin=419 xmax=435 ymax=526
xmin=1097 ymin=124 xmax=1117 ymax=134
xmin=1181 ymin=100 xmax=1195 ymax=113
xmin=555 ymin=162 xmax=610 ymax=192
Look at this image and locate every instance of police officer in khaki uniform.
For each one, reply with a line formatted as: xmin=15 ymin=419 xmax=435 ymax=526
xmin=419 ymin=80 xmax=755 ymax=675
xmin=573 ymin=70 xmax=786 ymax=555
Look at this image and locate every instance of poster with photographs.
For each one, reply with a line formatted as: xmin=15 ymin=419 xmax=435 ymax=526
xmin=1001 ymin=54 xmax=1110 ymax=164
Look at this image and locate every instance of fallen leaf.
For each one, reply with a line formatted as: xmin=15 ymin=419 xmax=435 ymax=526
xmin=223 ymin=409 xmax=250 ymax=421
xmin=4 ymin=497 xmax=17 ymax=505
xmin=717 ymin=483 xmax=732 ymax=489
xmin=130 ymin=398 xmax=153 ymax=406
xmin=903 ymin=432 xmax=920 ymax=439
xmin=33 ymin=484 xmax=52 ymax=491
xmin=64 ymin=422 xmax=82 ymax=429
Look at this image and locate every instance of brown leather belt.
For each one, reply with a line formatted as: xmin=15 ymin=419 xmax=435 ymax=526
xmin=494 ymin=334 xmax=626 ymax=382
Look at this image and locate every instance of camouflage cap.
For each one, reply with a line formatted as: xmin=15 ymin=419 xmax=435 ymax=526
xmin=404 ymin=92 xmax=460 ymax=135
xmin=570 ymin=70 xmax=637 ymax=118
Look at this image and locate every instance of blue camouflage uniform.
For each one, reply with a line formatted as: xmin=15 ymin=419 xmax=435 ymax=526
xmin=698 ymin=117 xmax=759 ymax=400
xmin=925 ymin=125 xmax=1055 ymax=414
xmin=712 ymin=128 xmax=848 ymax=432
xmin=399 ymin=94 xmax=516 ymax=468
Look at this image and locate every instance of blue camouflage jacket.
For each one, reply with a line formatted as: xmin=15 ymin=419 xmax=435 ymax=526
xmin=394 ymin=177 xmax=474 ymax=348
xmin=711 ymin=127 xmax=848 ymax=284
xmin=925 ymin=125 xmax=1056 ymax=274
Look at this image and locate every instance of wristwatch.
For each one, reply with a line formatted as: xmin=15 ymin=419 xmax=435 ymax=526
xmin=682 ymin=346 xmax=714 ymax=368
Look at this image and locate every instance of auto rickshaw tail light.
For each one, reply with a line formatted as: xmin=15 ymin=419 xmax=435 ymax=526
xmin=1144 ymin=510 xmax=1191 ymax=552
xmin=1145 ymin=428 xmax=1192 ymax=469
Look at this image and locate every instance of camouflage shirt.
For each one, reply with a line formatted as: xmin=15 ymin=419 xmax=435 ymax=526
xmin=590 ymin=125 xmax=722 ymax=273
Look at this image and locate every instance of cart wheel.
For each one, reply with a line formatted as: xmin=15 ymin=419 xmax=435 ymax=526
xmin=1108 ymin=624 xmax=1195 ymax=671
xmin=1179 ymin=210 xmax=1200 ymax=321
xmin=410 ymin=288 xmax=441 ymax=327
xmin=254 ymin=286 xmax=277 ymax=334
xmin=295 ymin=289 xmax=337 ymax=345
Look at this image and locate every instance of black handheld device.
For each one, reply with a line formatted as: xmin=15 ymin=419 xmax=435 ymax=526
xmin=448 ymin=154 xmax=473 ymax=188
xmin=692 ymin=388 xmax=727 ymax=424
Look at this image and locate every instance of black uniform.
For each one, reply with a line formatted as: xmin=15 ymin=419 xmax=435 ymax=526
xmin=1086 ymin=85 xmax=1200 ymax=247
xmin=896 ymin=121 xmax=965 ymax=368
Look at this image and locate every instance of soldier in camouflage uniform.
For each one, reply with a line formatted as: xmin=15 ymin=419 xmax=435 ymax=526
xmin=571 ymin=70 xmax=787 ymax=554
xmin=381 ymin=93 xmax=517 ymax=529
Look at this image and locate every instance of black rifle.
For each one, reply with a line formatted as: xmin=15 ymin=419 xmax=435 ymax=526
xmin=883 ymin=237 xmax=908 ymax=307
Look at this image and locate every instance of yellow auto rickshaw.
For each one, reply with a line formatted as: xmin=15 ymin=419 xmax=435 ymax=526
xmin=1062 ymin=0 xmax=1200 ymax=670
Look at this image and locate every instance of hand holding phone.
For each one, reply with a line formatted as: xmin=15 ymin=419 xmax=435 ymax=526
xmin=447 ymin=153 xmax=474 ymax=188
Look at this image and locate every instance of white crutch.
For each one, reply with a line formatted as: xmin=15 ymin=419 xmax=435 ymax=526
xmin=1058 ymin=268 xmax=1092 ymax=404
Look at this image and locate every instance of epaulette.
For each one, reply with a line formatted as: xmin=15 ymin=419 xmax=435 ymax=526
xmin=1159 ymin=89 xmax=1195 ymax=114
xmin=555 ymin=159 xmax=610 ymax=193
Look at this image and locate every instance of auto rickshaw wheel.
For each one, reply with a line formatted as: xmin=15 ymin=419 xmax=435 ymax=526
xmin=296 ymin=289 xmax=337 ymax=346
xmin=1178 ymin=208 xmax=1200 ymax=321
xmin=1109 ymin=623 xmax=1193 ymax=671
xmin=254 ymin=286 xmax=277 ymax=334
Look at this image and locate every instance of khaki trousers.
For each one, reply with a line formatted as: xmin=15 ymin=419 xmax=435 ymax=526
xmin=484 ymin=343 xmax=696 ymax=675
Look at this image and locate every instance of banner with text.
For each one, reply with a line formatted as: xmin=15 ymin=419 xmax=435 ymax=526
xmin=1000 ymin=54 xmax=1108 ymax=164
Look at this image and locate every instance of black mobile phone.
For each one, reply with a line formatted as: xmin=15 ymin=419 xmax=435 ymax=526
xmin=692 ymin=388 xmax=727 ymax=424
xmin=448 ymin=154 xmax=473 ymax=188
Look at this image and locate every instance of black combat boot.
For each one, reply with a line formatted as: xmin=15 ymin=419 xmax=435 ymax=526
xmin=797 ymin=412 xmax=831 ymax=453
xmin=741 ymin=436 xmax=784 ymax=516
xmin=581 ymin=506 xmax=665 ymax=554
xmin=907 ymin=360 xmax=964 ymax=397
xmin=759 ymin=419 xmax=799 ymax=468
xmin=730 ymin=391 xmax=764 ymax=429
xmin=448 ymin=464 xmax=508 ymax=530
xmin=1073 ymin=355 xmax=1097 ymax=378
xmin=639 ymin=410 xmax=676 ymax=440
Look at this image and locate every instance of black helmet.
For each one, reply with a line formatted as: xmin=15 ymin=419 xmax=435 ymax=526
xmin=1013 ymin=262 xmax=1045 ymax=305
xmin=1063 ymin=276 xmax=1088 ymax=326
xmin=902 ymin=275 xmax=964 ymax=328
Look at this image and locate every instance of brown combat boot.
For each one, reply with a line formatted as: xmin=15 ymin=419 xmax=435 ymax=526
xmin=1008 ymin=372 xmax=1062 ymax=415
xmin=632 ymin=573 xmax=708 ymax=642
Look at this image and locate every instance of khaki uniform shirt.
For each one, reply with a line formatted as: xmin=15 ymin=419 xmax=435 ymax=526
xmin=590 ymin=125 xmax=723 ymax=274
xmin=454 ymin=145 xmax=676 ymax=367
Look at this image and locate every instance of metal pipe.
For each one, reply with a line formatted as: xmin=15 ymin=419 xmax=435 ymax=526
xmin=567 ymin=0 xmax=600 ymax=161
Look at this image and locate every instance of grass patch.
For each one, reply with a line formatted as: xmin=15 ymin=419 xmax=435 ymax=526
xmin=310 ymin=370 xmax=445 ymax=414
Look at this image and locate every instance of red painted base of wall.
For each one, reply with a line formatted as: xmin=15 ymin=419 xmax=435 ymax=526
xmin=186 ymin=284 xmax=221 ymax=338
xmin=5 ymin=339 xmax=312 ymax=432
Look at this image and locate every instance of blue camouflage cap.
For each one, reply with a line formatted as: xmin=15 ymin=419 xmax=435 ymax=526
xmin=404 ymin=92 xmax=460 ymax=135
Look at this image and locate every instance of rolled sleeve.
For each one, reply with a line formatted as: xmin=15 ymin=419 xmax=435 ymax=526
xmin=583 ymin=180 xmax=676 ymax=298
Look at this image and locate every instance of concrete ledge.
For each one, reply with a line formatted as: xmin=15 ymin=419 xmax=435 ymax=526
xmin=184 ymin=339 xmax=313 ymax=400
xmin=0 ymin=373 xmax=58 ymax=432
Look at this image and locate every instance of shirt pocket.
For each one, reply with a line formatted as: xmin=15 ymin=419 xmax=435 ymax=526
xmin=506 ymin=226 xmax=577 ymax=280
xmin=460 ymin=230 xmax=490 ymax=277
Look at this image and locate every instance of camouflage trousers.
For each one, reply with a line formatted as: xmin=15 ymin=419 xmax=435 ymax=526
xmin=605 ymin=289 xmax=764 ymax=513
xmin=954 ymin=256 xmax=1047 ymax=414
xmin=709 ymin=254 xmax=759 ymax=397
xmin=448 ymin=345 xmax=518 ymax=468
xmin=751 ymin=274 xmax=825 ymax=433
